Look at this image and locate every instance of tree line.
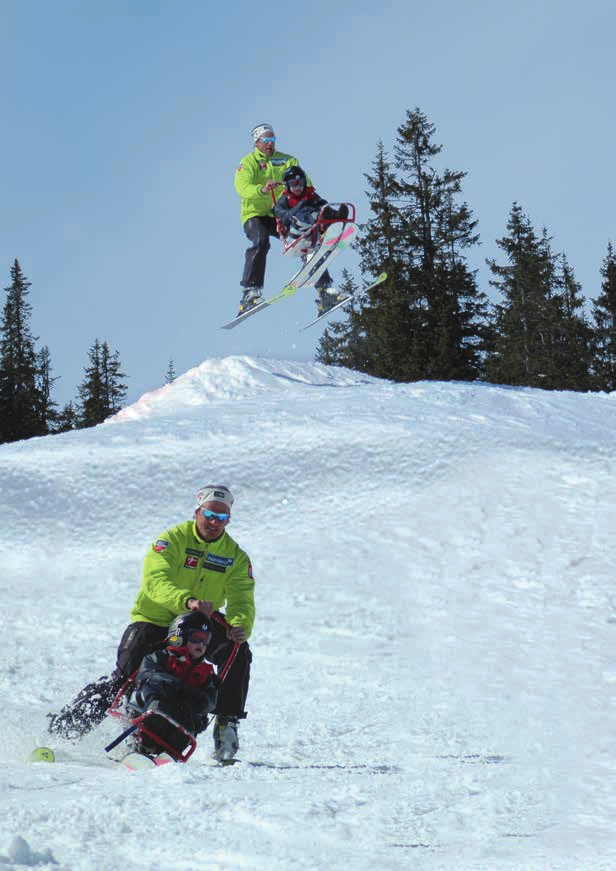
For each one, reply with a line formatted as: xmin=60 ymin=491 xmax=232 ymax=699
xmin=3 ymin=107 xmax=615 ymax=445
xmin=0 ymin=259 xmax=128 ymax=443
xmin=317 ymin=107 xmax=616 ymax=393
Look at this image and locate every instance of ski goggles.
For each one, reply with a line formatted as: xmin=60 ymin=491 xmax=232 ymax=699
xmin=259 ymin=136 xmax=276 ymax=143
xmin=201 ymin=508 xmax=230 ymax=522
xmin=187 ymin=629 xmax=211 ymax=645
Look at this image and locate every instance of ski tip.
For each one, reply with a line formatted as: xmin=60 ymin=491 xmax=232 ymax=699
xmin=29 ymin=746 xmax=55 ymax=763
xmin=221 ymin=301 xmax=270 ymax=329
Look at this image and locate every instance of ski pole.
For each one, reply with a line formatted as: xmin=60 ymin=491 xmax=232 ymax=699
xmin=270 ymin=187 xmax=288 ymax=240
xmin=105 ymin=723 xmax=138 ymax=753
xmin=211 ymin=611 xmax=241 ymax=684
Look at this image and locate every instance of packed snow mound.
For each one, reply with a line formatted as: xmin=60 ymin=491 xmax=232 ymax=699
xmin=111 ymin=355 xmax=380 ymax=423
xmin=2 ymin=355 xmax=616 ymax=869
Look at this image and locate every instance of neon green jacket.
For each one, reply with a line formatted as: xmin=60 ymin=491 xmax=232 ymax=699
xmin=130 ymin=520 xmax=255 ymax=637
xmin=234 ymin=148 xmax=310 ymax=224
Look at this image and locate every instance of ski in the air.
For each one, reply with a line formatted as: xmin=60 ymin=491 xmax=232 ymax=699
xmin=221 ymin=221 xmax=357 ymax=330
xmin=299 ymin=272 xmax=388 ymax=331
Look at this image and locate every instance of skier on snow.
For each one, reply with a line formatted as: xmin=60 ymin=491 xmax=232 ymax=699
xmin=129 ymin=611 xmax=220 ymax=757
xmin=48 ymin=484 xmax=254 ymax=763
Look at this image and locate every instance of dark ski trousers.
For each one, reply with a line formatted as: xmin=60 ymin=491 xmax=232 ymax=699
xmin=241 ymin=215 xmax=333 ymax=290
xmin=241 ymin=216 xmax=279 ymax=289
xmin=116 ymin=614 xmax=252 ymax=718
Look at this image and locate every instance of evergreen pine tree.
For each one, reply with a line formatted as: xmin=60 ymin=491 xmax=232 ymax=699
xmin=77 ymin=339 xmax=128 ymax=427
xmin=55 ymin=401 xmax=78 ymax=433
xmin=486 ymin=206 xmax=555 ymax=386
xmin=35 ymin=345 xmax=59 ymax=433
xmin=314 ymin=270 xmax=361 ymax=368
xmin=77 ymin=339 xmax=105 ymax=427
xmin=591 ymin=241 xmax=616 ymax=391
xmin=486 ymin=205 xmax=592 ymax=390
xmin=165 ymin=357 xmax=177 ymax=384
xmin=105 ymin=346 xmax=128 ymax=414
xmin=548 ymin=255 xmax=593 ymax=390
xmin=317 ymin=109 xmax=489 ymax=382
xmin=0 ymin=260 xmax=49 ymax=442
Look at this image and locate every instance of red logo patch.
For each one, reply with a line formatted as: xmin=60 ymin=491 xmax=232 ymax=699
xmin=237 ymin=164 xmax=243 ymax=171
xmin=184 ymin=556 xmax=199 ymax=569
xmin=154 ymin=539 xmax=169 ymax=553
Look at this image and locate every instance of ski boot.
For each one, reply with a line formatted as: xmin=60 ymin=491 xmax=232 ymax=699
xmin=212 ymin=715 xmax=239 ymax=762
xmin=237 ymin=287 xmax=263 ymax=317
xmin=316 ymin=287 xmax=350 ymax=315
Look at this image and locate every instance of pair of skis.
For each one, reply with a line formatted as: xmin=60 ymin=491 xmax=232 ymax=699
xmin=222 ymin=223 xmax=384 ymax=331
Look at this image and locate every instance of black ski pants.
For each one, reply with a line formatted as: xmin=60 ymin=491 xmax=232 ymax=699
xmin=115 ymin=613 xmax=252 ymax=718
xmin=241 ymin=216 xmax=279 ymax=289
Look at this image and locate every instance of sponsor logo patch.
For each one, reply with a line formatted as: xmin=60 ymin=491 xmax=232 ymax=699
xmin=248 ymin=560 xmax=254 ymax=579
xmin=237 ymin=164 xmax=243 ymax=171
xmin=203 ymin=553 xmax=234 ymax=573
xmin=259 ymin=161 xmax=267 ymax=170
xmin=154 ymin=539 xmax=169 ymax=552
xmin=184 ymin=556 xmax=199 ymax=569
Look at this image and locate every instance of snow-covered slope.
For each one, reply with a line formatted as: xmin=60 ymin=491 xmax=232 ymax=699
xmin=1 ymin=356 xmax=615 ymax=870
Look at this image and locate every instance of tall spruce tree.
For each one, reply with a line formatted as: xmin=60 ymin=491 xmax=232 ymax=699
xmin=591 ymin=241 xmax=616 ymax=391
xmin=548 ymin=255 xmax=593 ymax=390
xmin=486 ymin=205 xmax=592 ymax=390
xmin=316 ymin=109 xmax=489 ymax=382
xmin=56 ymin=401 xmax=78 ymax=433
xmin=77 ymin=339 xmax=128 ymax=427
xmin=317 ymin=144 xmax=403 ymax=374
xmin=165 ymin=357 xmax=177 ymax=384
xmin=0 ymin=260 xmax=49 ymax=442
xmin=35 ymin=345 xmax=59 ymax=433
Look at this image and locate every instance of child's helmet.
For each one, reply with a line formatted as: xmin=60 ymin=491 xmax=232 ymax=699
xmin=167 ymin=611 xmax=213 ymax=648
xmin=283 ymin=166 xmax=307 ymax=194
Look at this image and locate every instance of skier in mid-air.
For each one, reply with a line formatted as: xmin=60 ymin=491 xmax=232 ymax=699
xmin=274 ymin=166 xmax=350 ymax=314
xmin=233 ymin=122 xmax=338 ymax=317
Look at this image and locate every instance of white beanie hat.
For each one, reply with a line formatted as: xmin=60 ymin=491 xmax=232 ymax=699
xmin=252 ymin=123 xmax=275 ymax=143
xmin=196 ymin=485 xmax=234 ymax=511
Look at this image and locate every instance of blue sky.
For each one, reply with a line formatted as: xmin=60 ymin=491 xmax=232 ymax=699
xmin=2 ymin=0 xmax=615 ymax=407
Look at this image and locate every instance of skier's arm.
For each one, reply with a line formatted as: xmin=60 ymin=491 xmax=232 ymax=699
xmin=139 ymin=534 xmax=195 ymax=614
xmin=234 ymin=153 xmax=277 ymax=201
xmin=223 ymin=552 xmax=255 ymax=639
xmin=273 ymin=195 xmax=293 ymax=228
xmin=183 ymin=676 xmax=219 ymax=715
xmin=136 ymin=653 xmax=183 ymax=702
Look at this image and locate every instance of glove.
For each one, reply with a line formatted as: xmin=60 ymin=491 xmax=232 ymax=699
xmin=261 ymin=180 xmax=281 ymax=194
xmin=205 ymin=674 xmax=221 ymax=690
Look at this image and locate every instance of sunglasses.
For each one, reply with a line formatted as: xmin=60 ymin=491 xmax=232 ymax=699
xmin=187 ymin=629 xmax=211 ymax=644
xmin=259 ymin=136 xmax=276 ymax=143
xmin=201 ymin=509 xmax=230 ymax=522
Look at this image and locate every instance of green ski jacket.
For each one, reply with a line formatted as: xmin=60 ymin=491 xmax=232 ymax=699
xmin=130 ymin=519 xmax=255 ymax=637
xmin=235 ymin=148 xmax=310 ymax=224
